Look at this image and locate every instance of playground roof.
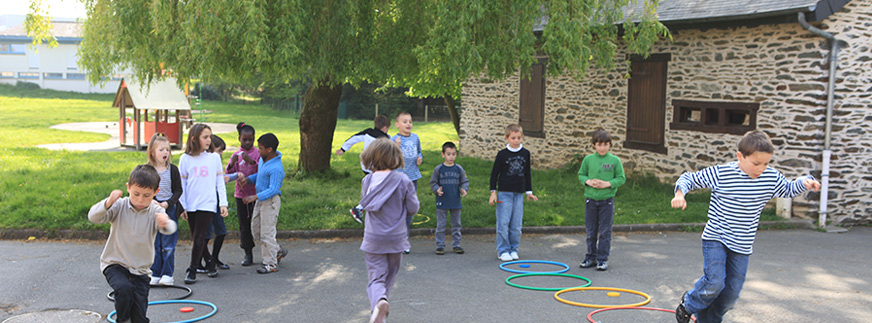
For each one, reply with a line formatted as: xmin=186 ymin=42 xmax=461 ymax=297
xmin=113 ymin=78 xmax=191 ymax=111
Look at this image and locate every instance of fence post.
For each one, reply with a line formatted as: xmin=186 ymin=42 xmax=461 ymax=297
xmin=424 ymin=105 xmax=428 ymax=122
xmin=375 ymin=103 xmax=379 ymax=118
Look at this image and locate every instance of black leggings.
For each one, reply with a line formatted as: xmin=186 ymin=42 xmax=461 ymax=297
xmin=236 ymin=197 xmax=256 ymax=251
xmin=187 ymin=211 xmax=215 ymax=269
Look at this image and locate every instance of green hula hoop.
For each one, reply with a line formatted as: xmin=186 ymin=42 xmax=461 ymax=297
xmin=505 ymin=273 xmax=592 ymax=291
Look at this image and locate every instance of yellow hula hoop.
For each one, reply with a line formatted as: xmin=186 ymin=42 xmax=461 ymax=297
xmin=412 ymin=214 xmax=430 ymax=225
xmin=554 ymin=287 xmax=651 ymax=308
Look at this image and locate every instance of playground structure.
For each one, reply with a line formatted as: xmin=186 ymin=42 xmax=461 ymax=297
xmin=113 ymin=78 xmax=193 ymax=150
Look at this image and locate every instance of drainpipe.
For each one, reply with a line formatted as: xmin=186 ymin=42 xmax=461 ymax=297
xmin=797 ymin=12 xmax=847 ymax=228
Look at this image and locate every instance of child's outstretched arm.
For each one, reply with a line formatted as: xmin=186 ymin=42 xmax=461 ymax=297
xmin=671 ymin=165 xmax=720 ymax=210
xmin=155 ymin=212 xmax=177 ymax=235
xmin=88 ymin=190 xmax=123 ymax=224
xmin=671 ymin=190 xmax=687 ymax=210
xmin=773 ymin=174 xmax=820 ymax=198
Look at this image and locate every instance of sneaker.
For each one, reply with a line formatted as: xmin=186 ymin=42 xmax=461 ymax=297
xmin=276 ymin=247 xmax=288 ymax=265
xmin=453 ymin=246 xmax=464 ymax=254
xmin=403 ymin=248 xmax=411 ymax=254
xmin=499 ymin=253 xmax=513 ymax=262
xmin=435 ymin=247 xmax=445 ymax=255
xmin=206 ymin=261 xmax=219 ymax=278
xmin=195 ymin=266 xmax=208 ymax=274
xmin=350 ymin=207 xmax=364 ymax=224
xmin=184 ymin=268 xmax=196 ymax=285
xmin=241 ymin=251 xmax=254 ymax=267
xmin=216 ymin=260 xmax=230 ymax=270
xmin=676 ymin=292 xmax=692 ymax=323
xmin=510 ymin=251 xmax=519 ymax=260
xmin=257 ymin=264 xmax=277 ymax=274
xmin=579 ymin=259 xmax=595 ymax=268
xmin=369 ymin=299 xmax=389 ymax=323
xmin=596 ymin=260 xmax=608 ymax=271
xmin=158 ymin=275 xmax=174 ymax=286
xmin=149 ymin=276 xmax=160 ymax=286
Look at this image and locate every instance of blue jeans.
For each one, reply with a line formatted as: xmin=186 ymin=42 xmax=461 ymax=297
xmin=495 ymin=191 xmax=524 ymax=255
xmin=584 ymin=198 xmax=614 ymax=262
xmin=151 ymin=204 xmax=178 ymax=278
xmin=684 ymin=240 xmax=749 ymax=323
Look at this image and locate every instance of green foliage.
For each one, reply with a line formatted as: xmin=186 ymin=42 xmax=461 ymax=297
xmin=24 ymin=0 xmax=57 ymax=50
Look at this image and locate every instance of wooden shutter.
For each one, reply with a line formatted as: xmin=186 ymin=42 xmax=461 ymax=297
xmin=519 ymin=58 xmax=546 ymax=138
xmin=625 ymin=54 xmax=669 ymax=154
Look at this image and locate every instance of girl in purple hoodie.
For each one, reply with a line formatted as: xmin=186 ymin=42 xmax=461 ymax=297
xmin=358 ymin=138 xmax=420 ymax=323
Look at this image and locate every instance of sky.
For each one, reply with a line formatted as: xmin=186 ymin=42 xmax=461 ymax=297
xmin=1 ymin=0 xmax=88 ymax=20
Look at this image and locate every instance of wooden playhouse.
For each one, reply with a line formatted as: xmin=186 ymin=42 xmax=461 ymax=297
xmin=113 ymin=78 xmax=192 ymax=150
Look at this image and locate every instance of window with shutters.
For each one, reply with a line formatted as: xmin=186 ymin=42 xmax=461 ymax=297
xmin=519 ymin=57 xmax=547 ymax=138
xmin=625 ymin=54 xmax=669 ymax=154
xmin=669 ymin=100 xmax=759 ymax=135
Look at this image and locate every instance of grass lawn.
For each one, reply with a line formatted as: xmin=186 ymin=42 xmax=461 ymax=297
xmin=0 ymin=83 xmax=781 ymax=233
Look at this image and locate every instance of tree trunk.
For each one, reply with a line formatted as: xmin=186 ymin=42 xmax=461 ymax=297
xmin=298 ymin=83 xmax=342 ymax=172
xmin=444 ymin=95 xmax=460 ymax=135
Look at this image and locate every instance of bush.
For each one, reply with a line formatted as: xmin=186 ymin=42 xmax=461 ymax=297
xmin=15 ymin=81 xmax=40 ymax=90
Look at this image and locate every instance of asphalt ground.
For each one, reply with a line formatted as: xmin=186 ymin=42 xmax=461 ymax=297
xmin=1 ymin=227 xmax=870 ymax=323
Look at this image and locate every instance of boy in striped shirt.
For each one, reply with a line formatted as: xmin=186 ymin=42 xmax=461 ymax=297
xmin=671 ymin=130 xmax=820 ymax=323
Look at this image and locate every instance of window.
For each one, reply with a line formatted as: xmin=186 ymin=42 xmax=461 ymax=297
xmin=18 ymin=72 xmax=39 ymax=79
xmin=625 ymin=54 xmax=670 ymax=154
xmin=0 ymin=43 xmax=26 ymax=54
xmin=519 ymin=57 xmax=547 ymax=138
xmin=67 ymin=50 xmax=78 ymax=70
xmin=67 ymin=73 xmax=86 ymax=80
xmin=44 ymin=72 xmax=63 ymax=79
xmin=0 ymin=72 xmax=14 ymax=78
xmin=670 ymin=100 xmax=759 ymax=135
xmin=27 ymin=49 xmax=39 ymax=69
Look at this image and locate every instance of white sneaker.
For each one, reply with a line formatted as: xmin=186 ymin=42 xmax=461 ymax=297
xmin=499 ymin=253 xmax=513 ymax=262
xmin=510 ymin=251 xmax=519 ymax=260
xmin=369 ymin=299 xmax=389 ymax=323
xmin=158 ymin=275 xmax=174 ymax=286
xmin=149 ymin=276 xmax=160 ymax=286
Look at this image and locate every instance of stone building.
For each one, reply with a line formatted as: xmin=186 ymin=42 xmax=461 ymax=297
xmin=459 ymin=0 xmax=871 ymax=225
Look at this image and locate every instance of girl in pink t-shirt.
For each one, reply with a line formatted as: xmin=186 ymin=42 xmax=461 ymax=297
xmin=226 ymin=122 xmax=260 ymax=266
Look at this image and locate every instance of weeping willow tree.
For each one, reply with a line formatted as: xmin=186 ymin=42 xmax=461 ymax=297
xmin=29 ymin=0 xmax=668 ymax=172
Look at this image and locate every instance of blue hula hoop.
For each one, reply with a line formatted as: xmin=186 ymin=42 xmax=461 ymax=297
xmin=107 ymin=300 xmax=217 ymax=323
xmin=499 ymin=260 xmax=570 ymax=274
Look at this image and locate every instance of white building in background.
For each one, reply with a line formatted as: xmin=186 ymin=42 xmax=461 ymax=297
xmin=0 ymin=14 xmax=125 ymax=93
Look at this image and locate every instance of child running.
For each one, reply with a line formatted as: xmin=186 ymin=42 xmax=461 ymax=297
xmin=428 ymin=141 xmax=469 ymax=255
xmin=336 ymin=115 xmax=390 ymax=223
xmin=179 ymin=124 xmax=228 ymax=284
xmin=577 ymin=129 xmax=625 ymax=271
xmin=489 ymin=124 xmax=538 ymax=262
xmin=671 ymin=130 xmax=820 ymax=323
xmin=226 ymin=122 xmax=259 ymax=266
xmin=146 ymin=133 xmax=183 ymax=286
xmin=238 ymin=133 xmax=288 ymax=274
xmin=358 ymin=138 xmax=420 ymax=323
xmin=391 ymin=111 xmax=422 ymax=254
xmin=89 ymin=164 xmax=177 ymax=323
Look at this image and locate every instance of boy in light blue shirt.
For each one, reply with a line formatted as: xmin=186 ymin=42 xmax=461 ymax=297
xmin=391 ymin=111 xmax=422 ymax=254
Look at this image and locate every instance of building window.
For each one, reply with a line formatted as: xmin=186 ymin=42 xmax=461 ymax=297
xmin=0 ymin=72 xmax=14 ymax=78
xmin=0 ymin=43 xmax=26 ymax=54
xmin=44 ymin=72 xmax=63 ymax=79
xmin=67 ymin=73 xmax=86 ymax=80
xmin=67 ymin=50 xmax=78 ymax=70
xmin=519 ymin=57 xmax=547 ymax=138
xmin=669 ymin=100 xmax=759 ymax=135
xmin=18 ymin=72 xmax=39 ymax=79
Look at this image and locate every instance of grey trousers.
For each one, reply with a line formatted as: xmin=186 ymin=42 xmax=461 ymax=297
xmin=435 ymin=209 xmax=462 ymax=248
xmin=252 ymin=195 xmax=281 ymax=266
xmin=365 ymin=252 xmax=402 ymax=311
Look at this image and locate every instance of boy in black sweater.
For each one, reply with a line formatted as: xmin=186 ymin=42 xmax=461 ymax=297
xmin=489 ymin=124 xmax=538 ymax=262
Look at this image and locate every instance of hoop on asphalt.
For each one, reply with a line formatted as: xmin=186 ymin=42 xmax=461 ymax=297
xmin=499 ymin=260 xmax=570 ymax=274
xmin=587 ymin=306 xmax=697 ymax=322
xmin=107 ymin=285 xmax=192 ymax=302
xmin=107 ymin=300 xmax=217 ymax=323
xmin=505 ymin=272 xmax=592 ymax=291
xmin=554 ymin=287 xmax=651 ymax=308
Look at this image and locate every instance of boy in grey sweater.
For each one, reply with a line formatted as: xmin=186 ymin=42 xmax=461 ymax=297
xmin=89 ymin=164 xmax=177 ymax=323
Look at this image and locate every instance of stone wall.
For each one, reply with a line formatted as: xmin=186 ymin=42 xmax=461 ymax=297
xmin=460 ymin=0 xmax=871 ymax=224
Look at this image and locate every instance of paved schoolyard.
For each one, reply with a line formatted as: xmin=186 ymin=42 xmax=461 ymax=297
xmin=1 ymin=227 xmax=870 ymax=322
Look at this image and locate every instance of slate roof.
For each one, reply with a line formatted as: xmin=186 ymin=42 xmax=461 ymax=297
xmin=625 ymin=0 xmax=850 ymax=25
